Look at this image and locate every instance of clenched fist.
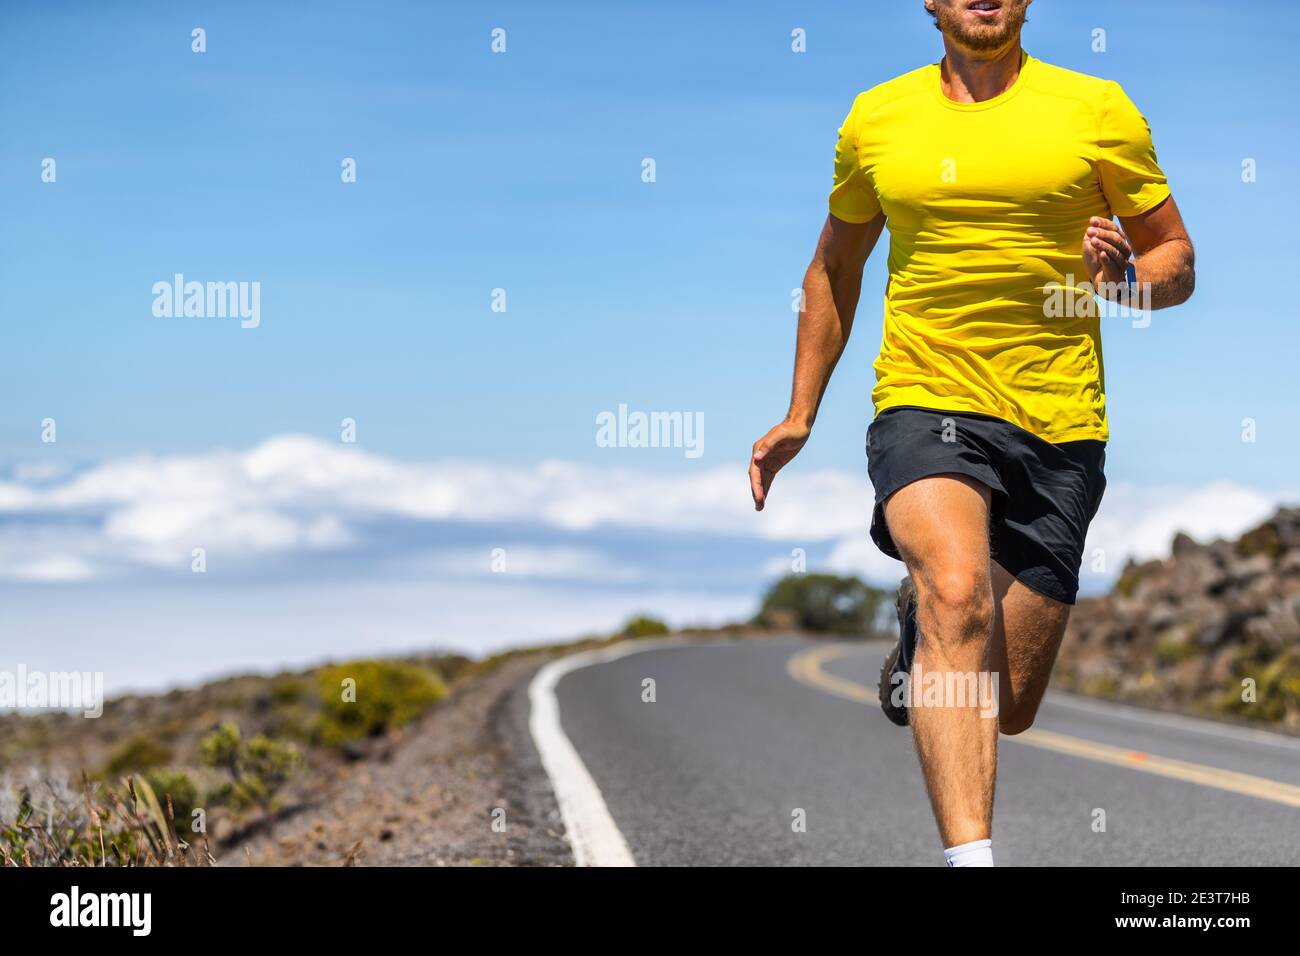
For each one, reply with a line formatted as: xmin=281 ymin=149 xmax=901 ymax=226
xmin=1082 ymin=215 xmax=1133 ymax=291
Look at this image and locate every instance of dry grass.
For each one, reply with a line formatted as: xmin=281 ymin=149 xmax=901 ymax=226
xmin=1 ymin=771 xmax=215 ymax=867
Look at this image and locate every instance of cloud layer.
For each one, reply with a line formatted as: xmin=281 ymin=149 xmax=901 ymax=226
xmin=0 ymin=434 xmax=1291 ymax=589
xmin=1 ymin=435 xmax=1292 ymax=692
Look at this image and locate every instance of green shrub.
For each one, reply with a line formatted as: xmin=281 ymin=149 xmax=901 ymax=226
xmin=423 ymin=654 xmax=477 ymax=683
xmin=102 ymin=735 xmax=172 ymax=776
xmin=142 ymin=769 xmax=200 ymax=831
xmin=621 ymin=615 xmax=669 ymax=638
xmin=242 ymin=734 xmax=302 ymax=788
xmin=198 ymin=722 xmax=241 ymax=777
xmin=1113 ymin=560 xmax=1154 ymax=598
xmin=1082 ymin=675 xmax=1120 ymax=698
xmin=1237 ymin=522 xmax=1282 ymax=560
xmin=198 ymin=722 xmax=302 ymax=811
xmin=270 ymin=677 xmax=308 ymax=705
xmin=312 ymin=661 xmax=447 ymax=747
xmin=1154 ymin=632 xmax=1196 ymax=665
xmin=756 ymin=573 xmax=888 ymax=635
xmin=1216 ymin=649 xmax=1300 ymax=723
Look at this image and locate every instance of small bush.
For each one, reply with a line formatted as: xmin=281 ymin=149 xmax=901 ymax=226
xmin=270 ymin=678 xmax=308 ymax=705
xmin=1237 ymin=522 xmax=1282 ymax=560
xmin=1154 ymin=632 xmax=1196 ymax=666
xmin=142 ymin=769 xmax=200 ymax=831
xmin=1113 ymin=560 xmax=1154 ymax=598
xmin=242 ymin=734 xmax=302 ymax=789
xmin=312 ymin=661 xmax=447 ymax=747
xmin=1082 ymin=675 xmax=1120 ymax=698
xmin=198 ymin=722 xmax=241 ymax=778
xmin=198 ymin=722 xmax=302 ymax=811
xmin=423 ymin=654 xmax=477 ymax=684
xmin=1216 ymin=648 xmax=1300 ymax=723
xmin=621 ymin=615 xmax=669 ymax=638
xmin=103 ymin=736 xmax=172 ymax=776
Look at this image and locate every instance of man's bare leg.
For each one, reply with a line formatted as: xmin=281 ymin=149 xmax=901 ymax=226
xmin=988 ymin=562 xmax=1072 ymax=736
xmin=883 ymin=474 xmax=997 ymax=849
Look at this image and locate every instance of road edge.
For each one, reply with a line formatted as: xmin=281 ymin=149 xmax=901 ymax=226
xmin=527 ymin=637 xmax=691 ymax=867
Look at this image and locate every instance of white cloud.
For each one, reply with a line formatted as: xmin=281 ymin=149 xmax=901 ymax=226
xmin=1 ymin=436 xmax=1292 ymax=691
xmin=419 ymin=545 xmax=643 ymax=583
xmin=0 ymin=434 xmax=1291 ymax=587
xmin=12 ymin=556 xmax=98 ymax=583
xmin=824 ymin=535 xmax=906 ymax=584
xmin=1085 ymin=480 xmax=1283 ymax=568
xmin=10 ymin=460 xmax=72 ymax=484
xmin=0 ymin=435 xmax=872 ymax=581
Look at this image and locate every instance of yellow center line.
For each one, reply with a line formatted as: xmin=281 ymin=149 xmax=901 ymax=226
xmin=787 ymin=643 xmax=1300 ymax=810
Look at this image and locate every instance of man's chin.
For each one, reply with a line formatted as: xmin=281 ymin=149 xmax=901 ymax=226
xmin=948 ymin=26 xmax=1016 ymax=53
xmin=937 ymin=4 xmax=1026 ymax=53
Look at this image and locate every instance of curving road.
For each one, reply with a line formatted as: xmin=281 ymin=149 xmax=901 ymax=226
xmin=543 ymin=637 xmax=1300 ymax=866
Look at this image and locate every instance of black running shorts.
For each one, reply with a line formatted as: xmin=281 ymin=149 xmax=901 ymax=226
xmin=865 ymin=406 xmax=1107 ymax=605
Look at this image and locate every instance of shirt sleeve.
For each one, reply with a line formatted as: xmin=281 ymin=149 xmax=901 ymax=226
xmin=828 ymin=95 xmax=881 ymax=223
xmin=1097 ymin=81 xmax=1170 ymax=218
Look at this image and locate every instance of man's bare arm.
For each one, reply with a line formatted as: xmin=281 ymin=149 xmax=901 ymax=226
xmin=750 ymin=212 xmax=885 ymax=510
xmin=787 ymin=213 xmax=886 ymax=426
xmin=1085 ymin=196 xmax=1195 ymax=309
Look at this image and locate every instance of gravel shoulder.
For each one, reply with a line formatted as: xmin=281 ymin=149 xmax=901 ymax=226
xmin=231 ymin=654 xmax=571 ymax=867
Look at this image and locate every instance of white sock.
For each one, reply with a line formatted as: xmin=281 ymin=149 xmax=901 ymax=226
xmin=944 ymin=838 xmax=994 ymax=867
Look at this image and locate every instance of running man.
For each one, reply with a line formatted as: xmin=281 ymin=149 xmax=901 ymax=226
xmin=748 ymin=0 xmax=1194 ymax=867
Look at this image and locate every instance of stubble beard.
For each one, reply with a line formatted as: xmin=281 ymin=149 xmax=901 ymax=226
xmin=934 ymin=4 xmax=1027 ymax=54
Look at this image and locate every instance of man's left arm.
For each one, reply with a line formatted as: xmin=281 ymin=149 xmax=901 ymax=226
xmin=1085 ymin=196 xmax=1195 ymax=310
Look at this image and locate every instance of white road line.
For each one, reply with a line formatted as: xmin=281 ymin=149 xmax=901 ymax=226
xmin=528 ymin=637 xmax=687 ymax=867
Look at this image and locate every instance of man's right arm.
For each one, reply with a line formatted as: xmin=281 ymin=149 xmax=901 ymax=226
xmin=749 ymin=211 xmax=885 ymax=511
xmin=787 ymin=212 xmax=885 ymax=429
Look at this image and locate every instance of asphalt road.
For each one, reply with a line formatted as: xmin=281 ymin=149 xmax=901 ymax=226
xmin=552 ymin=637 xmax=1300 ymax=866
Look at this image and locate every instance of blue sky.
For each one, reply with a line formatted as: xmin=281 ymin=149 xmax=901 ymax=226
xmin=1 ymin=1 xmax=1296 ymax=690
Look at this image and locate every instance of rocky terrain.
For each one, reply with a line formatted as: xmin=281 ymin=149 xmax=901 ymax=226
xmin=1058 ymin=508 xmax=1300 ymax=730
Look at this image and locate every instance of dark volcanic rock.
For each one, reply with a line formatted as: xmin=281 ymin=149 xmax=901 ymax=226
xmin=1058 ymin=508 xmax=1300 ymax=730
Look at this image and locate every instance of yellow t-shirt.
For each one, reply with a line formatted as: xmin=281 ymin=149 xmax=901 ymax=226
xmin=829 ymin=52 xmax=1170 ymax=443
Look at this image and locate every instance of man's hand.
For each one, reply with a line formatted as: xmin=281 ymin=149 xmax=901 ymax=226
xmin=749 ymin=420 xmax=811 ymax=511
xmin=1082 ymin=215 xmax=1132 ymax=289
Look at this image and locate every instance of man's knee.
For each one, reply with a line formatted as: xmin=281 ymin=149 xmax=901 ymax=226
xmin=923 ymin=565 xmax=994 ymax=626
xmin=917 ymin=566 xmax=994 ymax=642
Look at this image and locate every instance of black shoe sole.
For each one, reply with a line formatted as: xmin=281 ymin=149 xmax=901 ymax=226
xmin=878 ymin=577 xmax=918 ymax=727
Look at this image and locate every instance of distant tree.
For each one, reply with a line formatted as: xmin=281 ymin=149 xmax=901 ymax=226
xmin=756 ymin=573 xmax=888 ymax=636
xmin=621 ymin=615 xmax=670 ymax=638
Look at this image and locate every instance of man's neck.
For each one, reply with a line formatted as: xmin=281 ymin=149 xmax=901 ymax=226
xmin=938 ymin=42 xmax=1023 ymax=103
